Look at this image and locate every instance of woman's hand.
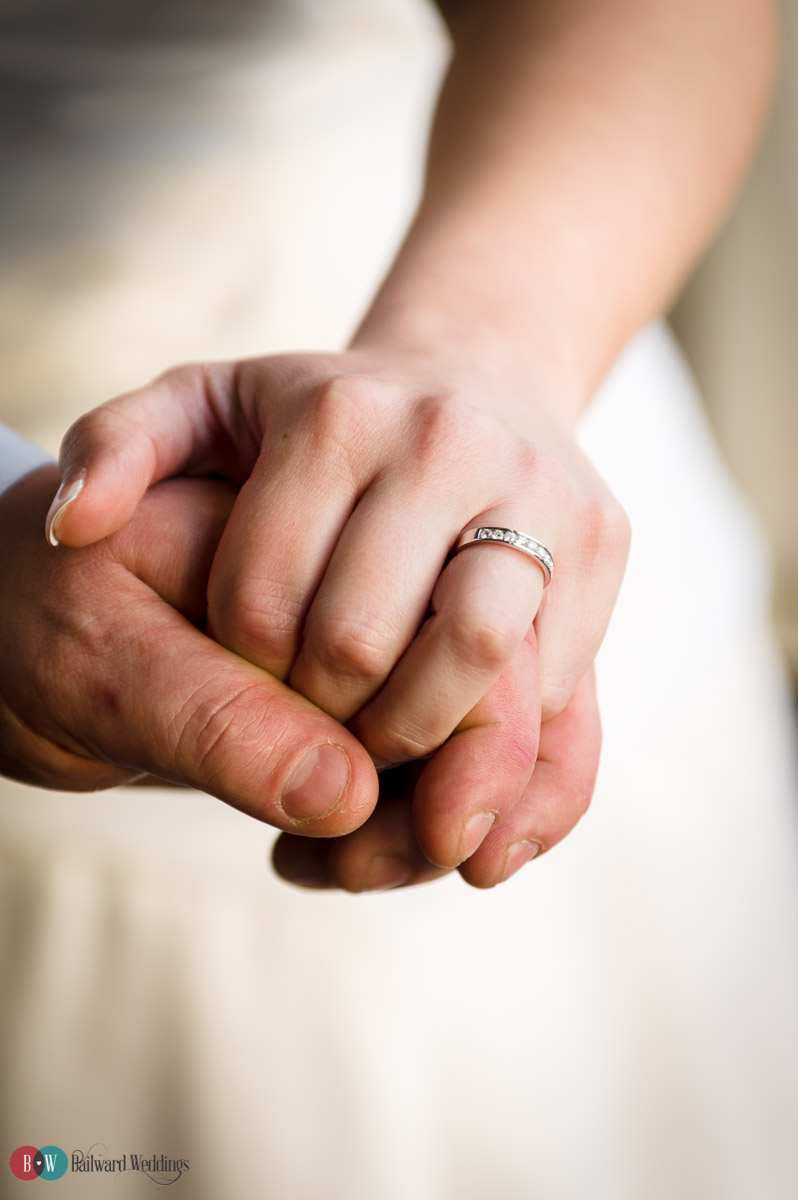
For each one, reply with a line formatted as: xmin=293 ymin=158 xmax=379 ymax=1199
xmin=45 ymin=343 xmax=628 ymax=876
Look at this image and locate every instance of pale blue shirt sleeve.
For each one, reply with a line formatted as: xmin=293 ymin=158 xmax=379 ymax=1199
xmin=0 ymin=424 xmax=55 ymax=496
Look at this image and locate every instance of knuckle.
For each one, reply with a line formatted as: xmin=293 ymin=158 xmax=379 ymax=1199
xmin=372 ymin=722 xmax=435 ymax=765
xmin=309 ymin=609 xmax=398 ymax=683
xmin=301 ymin=374 xmax=385 ymax=475
xmin=446 ymin=603 xmax=520 ymax=672
xmin=540 ymin=678 xmax=573 ymax=722
xmin=210 ymin=577 xmax=305 ymax=666
xmin=60 ymin=406 xmax=128 ymax=464
xmin=413 ymin=393 xmax=493 ymax=460
xmin=63 ymin=368 xmax=201 ymax=467
xmin=56 ymin=573 xmax=137 ymax=664
xmin=513 ymin=438 xmax=543 ymax=480
xmin=152 ymin=361 xmax=202 ymax=396
xmin=315 ymin=372 xmax=375 ymax=409
xmin=60 ymin=409 xmax=97 ymax=452
xmin=173 ymin=677 xmax=267 ymax=790
xmin=513 ymin=439 xmax=563 ymax=494
xmin=415 ymin=393 xmax=465 ymax=442
xmin=578 ymin=489 xmax=632 ymax=568
xmin=310 ymin=374 xmax=376 ymax=436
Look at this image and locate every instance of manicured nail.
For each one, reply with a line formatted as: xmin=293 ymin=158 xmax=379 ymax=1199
xmin=280 ymin=743 xmax=350 ymax=821
xmin=45 ymin=471 xmax=87 ymax=546
xmin=358 ymin=854 xmax=411 ymax=892
xmin=461 ymin=811 xmax=498 ymax=862
xmin=500 ymin=839 xmax=542 ymax=883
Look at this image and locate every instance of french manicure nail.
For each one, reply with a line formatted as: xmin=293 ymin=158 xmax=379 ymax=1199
xmin=280 ymin=743 xmax=350 ymax=821
xmin=45 ymin=471 xmax=87 ymax=546
xmin=358 ymin=854 xmax=411 ymax=892
xmin=462 ymin=810 xmax=498 ymax=861
xmin=500 ymin=839 xmax=542 ymax=883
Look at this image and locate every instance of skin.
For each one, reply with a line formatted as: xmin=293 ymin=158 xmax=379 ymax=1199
xmin=1 ymin=467 xmax=599 ymax=890
xmin=12 ymin=0 xmax=775 ymax=889
xmin=0 ymin=467 xmax=378 ymax=835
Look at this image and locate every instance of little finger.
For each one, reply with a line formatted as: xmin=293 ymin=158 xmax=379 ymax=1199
xmin=459 ymin=668 xmax=601 ymax=888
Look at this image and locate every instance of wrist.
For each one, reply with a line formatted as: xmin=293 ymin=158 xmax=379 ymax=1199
xmin=350 ymin=294 xmax=585 ymax=437
xmin=349 ymin=211 xmax=591 ymax=434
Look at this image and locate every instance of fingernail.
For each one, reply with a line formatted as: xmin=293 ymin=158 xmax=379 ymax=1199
xmin=358 ymin=854 xmax=411 ymax=892
xmin=461 ymin=811 xmax=498 ymax=862
xmin=280 ymin=743 xmax=350 ymax=821
xmin=45 ymin=471 xmax=87 ymax=546
xmin=500 ymin=839 xmax=542 ymax=883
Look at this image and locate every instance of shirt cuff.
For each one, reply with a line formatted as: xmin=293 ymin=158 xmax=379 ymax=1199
xmin=0 ymin=424 xmax=56 ymax=497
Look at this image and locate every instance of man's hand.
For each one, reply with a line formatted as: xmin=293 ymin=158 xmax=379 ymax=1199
xmin=0 ymin=467 xmax=379 ymax=837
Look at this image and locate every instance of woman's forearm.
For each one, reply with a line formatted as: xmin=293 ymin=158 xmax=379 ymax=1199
xmin=354 ymin=0 xmax=776 ymax=420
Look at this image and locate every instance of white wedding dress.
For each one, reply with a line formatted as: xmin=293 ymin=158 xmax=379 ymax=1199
xmin=1 ymin=2 xmax=797 ymax=1197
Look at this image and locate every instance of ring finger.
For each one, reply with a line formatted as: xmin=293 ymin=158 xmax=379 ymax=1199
xmin=351 ymin=511 xmax=559 ymax=766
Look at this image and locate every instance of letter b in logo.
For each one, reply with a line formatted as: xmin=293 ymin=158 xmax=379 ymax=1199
xmin=9 ymin=1146 xmax=68 ymax=1181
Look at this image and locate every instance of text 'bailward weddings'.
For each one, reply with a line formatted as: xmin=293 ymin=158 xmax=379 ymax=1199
xmin=72 ymin=1147 xmax=190 ymax=1183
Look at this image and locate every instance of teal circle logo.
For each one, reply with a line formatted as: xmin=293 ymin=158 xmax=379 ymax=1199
xmin=9 ymin=1146 xmax=68 ymax=1181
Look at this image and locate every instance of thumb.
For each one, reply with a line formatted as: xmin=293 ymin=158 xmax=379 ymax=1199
xmin=90 ymin=478 xmax=379 ymax=834
xmin=85 ymin=594 xmax=380 ymax=835
xmin=34 ymin=472 xmax=379 ymax=834
xmin=45 ymin=362 xmax=239 ymax=548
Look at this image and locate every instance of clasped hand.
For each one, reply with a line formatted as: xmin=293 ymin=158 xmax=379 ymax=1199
xmin=2 ymin=346 xmax=629 ymax=890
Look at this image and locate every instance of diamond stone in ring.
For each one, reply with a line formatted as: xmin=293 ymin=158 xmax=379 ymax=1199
xmin=454 ymin=526 xmax=554 ymax=586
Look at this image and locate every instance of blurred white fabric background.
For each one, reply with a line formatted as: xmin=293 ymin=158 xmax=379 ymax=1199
xmin=1 ymin=2 xmax=797 ymax=1197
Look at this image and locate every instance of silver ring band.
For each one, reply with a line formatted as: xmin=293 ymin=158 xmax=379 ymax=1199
xmin=455 ymin=526 xmax=554 ymax=586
